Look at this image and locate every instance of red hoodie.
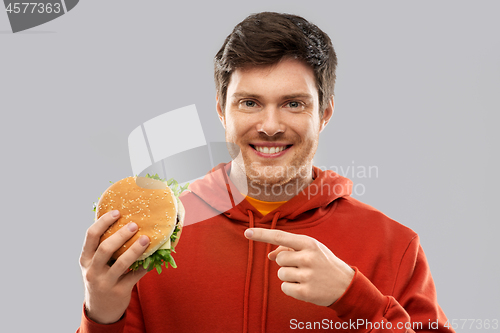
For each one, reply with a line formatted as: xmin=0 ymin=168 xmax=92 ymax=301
xmin=78 ymin=164 xmax=453 ymax=333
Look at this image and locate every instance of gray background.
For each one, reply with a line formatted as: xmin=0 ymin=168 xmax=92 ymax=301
xmin=1 ymin=1 xmax=498 ymax=332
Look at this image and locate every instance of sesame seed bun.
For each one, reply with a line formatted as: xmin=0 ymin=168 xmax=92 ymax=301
xmin=96 ymin=176 xmax=182 ymax=261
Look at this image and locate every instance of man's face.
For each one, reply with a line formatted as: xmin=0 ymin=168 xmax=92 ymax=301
xmin=217 ymin=58 xmax=333 ymax=189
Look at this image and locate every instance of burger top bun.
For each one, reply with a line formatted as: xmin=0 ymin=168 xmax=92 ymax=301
xmin=96 ymin=176 xmax=179 ymax=261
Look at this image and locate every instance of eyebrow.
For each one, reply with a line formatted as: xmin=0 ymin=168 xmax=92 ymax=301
xmin=231 ymin=92 xmax=314 ymax=101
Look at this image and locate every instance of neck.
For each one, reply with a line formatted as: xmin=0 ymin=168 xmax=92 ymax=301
xmin=229 ymin=162 xmax=313 ymax=202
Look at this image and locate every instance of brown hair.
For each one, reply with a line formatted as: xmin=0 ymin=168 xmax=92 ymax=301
xmin=214 ymin=12 xmax=337 ymax=115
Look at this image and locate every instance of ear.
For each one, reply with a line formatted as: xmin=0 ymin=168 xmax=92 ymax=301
xmin=216 ymin=92 xmax=226 ymax=129
xmin=319 ymin=96 xmax=334 ymax=133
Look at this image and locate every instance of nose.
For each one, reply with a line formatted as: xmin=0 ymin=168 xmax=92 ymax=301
xmin=257 ymin=107 xmax=285 ymax=136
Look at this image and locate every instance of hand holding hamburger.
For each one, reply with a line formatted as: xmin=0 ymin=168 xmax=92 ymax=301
xmin=80 ymin=174 xmax=187 ymax=324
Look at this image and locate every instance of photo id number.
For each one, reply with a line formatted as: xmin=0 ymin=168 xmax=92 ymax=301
xmin=6 ymin=3 xmax=61 ymax=14
xmin=445 ymin=319 xmax=498 ymax=330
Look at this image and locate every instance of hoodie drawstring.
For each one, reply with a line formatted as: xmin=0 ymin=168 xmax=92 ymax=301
xmin=261 ymin=212 xmax=280 ymax=333
xmin=243 ymin=210 xmax=255 ymax=333
xmin=221 ymin=167 xmax=236 ymax=208
xmin=243 ymin=211 xmax=281 ymax=333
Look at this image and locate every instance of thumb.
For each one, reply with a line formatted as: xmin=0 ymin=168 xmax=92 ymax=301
xmin=268 ymin=246 xmax=294 ymax=261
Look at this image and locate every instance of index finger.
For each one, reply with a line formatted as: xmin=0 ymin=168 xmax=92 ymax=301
xmin=244 ymin=228 xmax=313 ymax=251
xmin=80 ymin=210 xmax=121 ymax=263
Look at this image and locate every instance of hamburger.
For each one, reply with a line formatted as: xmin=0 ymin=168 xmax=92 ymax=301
xmin=95 ymin=174 xmax=188 ymax=274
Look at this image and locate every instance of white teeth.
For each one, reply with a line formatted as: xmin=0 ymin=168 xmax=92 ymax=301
xmin=255 ymin=146 xmax=287 ymax=154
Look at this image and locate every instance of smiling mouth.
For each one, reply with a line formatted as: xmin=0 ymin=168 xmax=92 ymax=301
xmin=250 ymin=145 xmax=292 ymax=154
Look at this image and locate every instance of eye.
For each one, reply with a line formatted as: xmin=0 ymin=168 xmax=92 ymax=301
xmin=244 ymin=100 xmax=257 ymax=107
xmin=285 ymin=101 xmax=304 ymax=110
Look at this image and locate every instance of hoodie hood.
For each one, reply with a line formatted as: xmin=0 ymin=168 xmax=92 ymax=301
xmin=187 ymin=162 xmax=353 ymax=226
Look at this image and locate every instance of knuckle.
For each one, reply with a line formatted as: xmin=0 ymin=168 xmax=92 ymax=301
xmin=302 ymin=236 xmax=317 ymax=249
xmin=117 ymin=224 xmax=135 ymax=238
xmin=98 ymin=241 xmax=114 ymax=256
xmin=83 ymin=267 xmax=111 ymax=292
xmin=111 ymin=259 xmax=129 ymax=275
xmin=296 ymin=285 xmax=310 ymax=300
xmin=299 ymin=253 xmax=313 ymax=266
xmin=275 ymin=248 xmax=293 ymax=266
xmin=98 ymin=211 xmax=113 ymax=221
xmin=273 ymin=230 xmax=286 ymax=244
xmin=79 ymin=255 xmax=86 ymax=268
xmin=116 ymin=242 xmax=147 ymax=265
xmin=86 ymin=227 xmax=99 ymax=241
xmin=99 ymin=227 xmax=133 ymax=254
xmin=300 ymin=270 xmax=312 ymax=282
xmin=131 ymin=240 xmax=149 ymax=257
xmin=83 ymin=268 xmax=96 ymax=283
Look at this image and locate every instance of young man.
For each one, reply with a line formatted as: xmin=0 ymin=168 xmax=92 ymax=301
xmin=78 ymin=12 xmax=453 ymax=332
